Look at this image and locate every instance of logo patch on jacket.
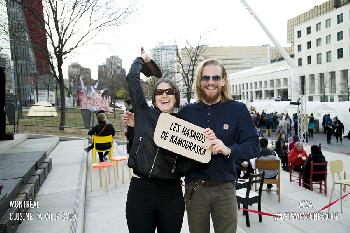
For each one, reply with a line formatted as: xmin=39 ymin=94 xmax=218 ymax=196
xmin=223 ymin=124 xmax=229 ymax=130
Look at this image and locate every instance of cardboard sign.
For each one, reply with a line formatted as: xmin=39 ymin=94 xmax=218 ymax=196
xmin=154 ymin=113 xmax=211 ymax=163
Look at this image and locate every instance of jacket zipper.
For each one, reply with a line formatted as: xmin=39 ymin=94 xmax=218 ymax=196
xmin=171 ymin=156 xmax=178 ymax=173
xmin=149 ymin=148 xmax=159 ymax=178
xmin=135 ymin=136 xmax=142 ymax=154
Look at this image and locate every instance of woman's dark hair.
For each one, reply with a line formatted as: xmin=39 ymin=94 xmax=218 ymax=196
xmin=152 ymin=79 xmax=180 ymax=109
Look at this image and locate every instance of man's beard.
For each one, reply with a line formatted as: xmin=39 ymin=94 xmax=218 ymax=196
xmin=202 ymin=85 xmax=222 ymax=104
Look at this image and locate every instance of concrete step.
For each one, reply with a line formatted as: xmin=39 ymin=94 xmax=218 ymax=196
xmin=0 ymin=134 xmax=28 ymax=153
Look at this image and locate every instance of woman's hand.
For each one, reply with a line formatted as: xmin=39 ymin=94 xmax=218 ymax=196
xmin=141 ymin=47 xmax=151 ymax=63
xmin=122 ymin=111 xmax=135 ymax=127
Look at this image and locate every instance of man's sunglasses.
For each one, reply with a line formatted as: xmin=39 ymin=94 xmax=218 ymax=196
xmin=200 ymin=75 xmax=222 ymax=82
xmin=154 ymin=88 xmax=176 ymax=96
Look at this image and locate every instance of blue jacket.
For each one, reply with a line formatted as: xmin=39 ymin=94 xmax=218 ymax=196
xmin=179 ymin=100 xmax=260 ymax=182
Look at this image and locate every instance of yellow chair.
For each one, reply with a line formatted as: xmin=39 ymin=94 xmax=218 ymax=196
xmin=328 ymin=160 xmax=350 ymax=213
xmin=92 ymin=135 xmax=114 ymax=163
xmin=255 ymin=159 xmax=281 ymax=202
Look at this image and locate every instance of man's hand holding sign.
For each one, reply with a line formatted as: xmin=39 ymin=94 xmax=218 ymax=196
xmin=154 ymin=113 xmax=212 ymax=163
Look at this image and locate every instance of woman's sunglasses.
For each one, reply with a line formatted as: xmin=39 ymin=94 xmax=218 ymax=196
xmin=200 ymin=75 xmax=222 ymax=82
xmin=154 ymin=88 xmax=176 ymax=96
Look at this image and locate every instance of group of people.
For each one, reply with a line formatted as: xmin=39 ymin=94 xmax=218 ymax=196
xmin=83 ymin=48 xmax=337 ymax=232
xmin=118 ymin=49 xmax=260 ymax=233
xmin=322 ymin=114 xmax=345 ymax=144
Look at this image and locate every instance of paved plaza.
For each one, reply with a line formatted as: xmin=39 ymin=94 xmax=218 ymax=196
xmin=5 ymin=133 xmax=349 ymax=233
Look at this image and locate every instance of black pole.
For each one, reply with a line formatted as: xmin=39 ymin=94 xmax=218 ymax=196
xmin=0 ymin=66 xmax=14 ymax=140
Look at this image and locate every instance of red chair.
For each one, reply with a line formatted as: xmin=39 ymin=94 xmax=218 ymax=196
xmin=89 ymin=161 xmax=114 ymax=193
xmin=110 ymin=155 xmax=130 ymax=185
xmin=289 ymin=162 xmax=302 ymax=186
xmin=302 ymin=161 xmax=328 ymax=195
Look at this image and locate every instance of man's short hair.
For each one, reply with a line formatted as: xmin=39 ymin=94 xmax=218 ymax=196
xmin=259 ymin=137 xmax=269 ymax=148
xmin=96 ymin=113 xmax=106 ymax=122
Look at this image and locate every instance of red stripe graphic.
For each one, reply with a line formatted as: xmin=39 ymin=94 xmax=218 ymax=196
xmin=239 ymin=208 xmax=278 ymax=217
xmin=319 ymin=191 xmax=350 ymax=212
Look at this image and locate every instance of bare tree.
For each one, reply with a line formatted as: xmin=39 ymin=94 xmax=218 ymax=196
xmin=176 ymin=39 xmax=206 ymax=103
xmin=7 ymin=0 xmax=136 ymax=130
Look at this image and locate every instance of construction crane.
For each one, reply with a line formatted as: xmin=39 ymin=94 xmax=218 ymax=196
xmin=240 ymin=0 xmax=307 ymax=141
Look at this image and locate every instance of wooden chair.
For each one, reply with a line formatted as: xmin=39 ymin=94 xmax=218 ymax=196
xmin=236 ymin=172 xmax=265 ymax=227
xmin=255 ymin=159 xmax=281 ymax=202
xmin=110 ymin=141 xmax=132 ymax=186
xmin=301 ymin=161 xmax=328 ymax=195
xmin=92 ymin=135 xmax=114 ymax=163
xmin=89 ymin=161 xmax=114 ymax=193
xmin=328 ymin=160 xmax=350 ymax=212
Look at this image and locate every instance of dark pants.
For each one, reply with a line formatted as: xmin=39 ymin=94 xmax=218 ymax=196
xmin=308 ymin=128 xmax=314 ymax=139
xmin=335 ymin=132 xmax=342 ymax=143
xmin=126 ymin=177 xmax=184 ymax=233
xmin=327 ymin=131 xmax=332 ymax=144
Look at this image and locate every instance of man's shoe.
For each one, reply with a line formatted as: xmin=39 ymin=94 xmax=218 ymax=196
xmin=84 ymin=147 xmax=89 ymax=153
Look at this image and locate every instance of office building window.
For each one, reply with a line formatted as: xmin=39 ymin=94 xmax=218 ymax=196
xmin=337 ymin=31 xmax=343 ymax=41
xmin=270 ymin=80 xmax=274 ymax=88
xmin=283 ymin=78 xmax=288 ymax=86
xmin=264 ymin=81 xmax=267 ymax=88
xmin=326 ymin=35 xmax=331 ymax=44
xmin=307 ymin=41 xmax=311 ymax=49
xmin=306 ymin=26 xmax=311 ymax=35
xmin=297 ymin=44 xmax=302 ymax=52
xmin=337 ymin=13 xmax=343 ymax=24
xmin=326 ymin=18 xmax=331 ymax=28
xmin=337 ymin=48 xmax=343 ymax=59
xmin=317 ymin=53 xmax=322 ymax=64
xmin=246 ymin=83 xmax=248 ymax=89
xmin=329 ymin=72 xmax=336 ymax=93
xmin=242 ymin=84 xmax=244 ymax=90
xmin=316 ymin=22 xmax=321 ymax=32
xmin=298 ymin=58 xmax=302 ymax=66
xmin=309 ymin=74 xmax=315 ymax=94
xmin=254 ymin=82 xmax=257 ymax=89
xmin=319 ymin=73 xmax=325 ymax=95
xmin=326 ymin=51 xmax=332 ymax=62
xmin=316 ymin=38 xmax=321 ymax=46
xmin=307 ymin=55 xmax=311 ymax=64
xmin=297 ymin=30 xmax=301 ymax=38
xmin=276 ymin=79 xmax=281 ymax=88
xmin=250 ymin=83 xmax=252 ymax=89
xmin=259 ymin=81 xmax=262 ymax=88
xmin=300 ymin=76 xmax=306 ymax=95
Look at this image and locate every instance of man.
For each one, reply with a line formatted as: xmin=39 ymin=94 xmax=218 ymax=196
xmin=179 ymin=59 xmax=259 ymax=233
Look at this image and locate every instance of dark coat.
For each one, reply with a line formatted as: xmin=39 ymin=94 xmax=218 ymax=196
xmin=302 ymin=152 xmax=326 ymax=181
xmin=88 ymin=122 xmax=115 ymax=150
xmin=126 ymin=58 xmax=197 ymax=180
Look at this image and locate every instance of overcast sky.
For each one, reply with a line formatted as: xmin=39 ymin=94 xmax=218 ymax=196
xmin=64 ymin=0 xmax=328 ymax=79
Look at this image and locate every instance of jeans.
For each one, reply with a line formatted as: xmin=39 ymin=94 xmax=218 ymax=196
xmin=126 ymin=177 xmax=184 ymax=233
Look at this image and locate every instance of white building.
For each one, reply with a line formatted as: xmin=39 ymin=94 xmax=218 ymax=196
xmin=230 ymin=2 xmax=350 ymax=103
xmin=294 ymin=3 xmax=350 ymax=102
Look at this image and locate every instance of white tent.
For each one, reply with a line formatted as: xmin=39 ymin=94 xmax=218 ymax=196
xmin=27 ymin=101 xmax=58 ymax=117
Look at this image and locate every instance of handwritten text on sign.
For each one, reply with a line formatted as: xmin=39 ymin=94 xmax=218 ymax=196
xmin=154 ymin=113 xmax=211 ymax=163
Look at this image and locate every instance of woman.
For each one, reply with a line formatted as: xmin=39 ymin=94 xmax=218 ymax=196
xmin=125 ymin=50 xmax=194 ymax=233
xmin=288 ymin=142 xmax=308 ymax=171
xmin=301 ymin=145 xmax=326 ymax=189
xmin=87 ymin=112 xmax=115 ymax=162
xmin=275 ymin=131 xmax=288 ymax=170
